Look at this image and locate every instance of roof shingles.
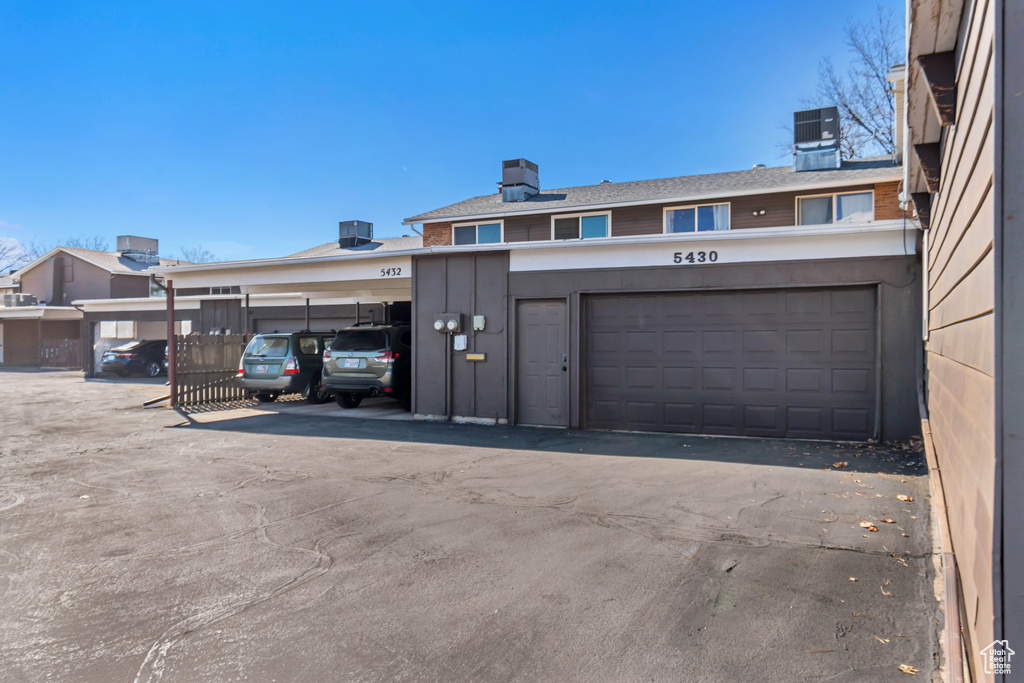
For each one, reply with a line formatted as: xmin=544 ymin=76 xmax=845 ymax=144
xmin=404 ymin=157 xmax=901 ymax=224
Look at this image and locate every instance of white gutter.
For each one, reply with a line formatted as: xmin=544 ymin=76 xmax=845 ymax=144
xmin=403 ymin=173 xmax=903 ymax=225
xmin=151 ymin=247 xmax=425 ymax=276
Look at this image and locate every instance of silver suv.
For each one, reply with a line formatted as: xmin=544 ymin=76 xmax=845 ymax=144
xmin=322 ymin=323 xmax=412 ymax=410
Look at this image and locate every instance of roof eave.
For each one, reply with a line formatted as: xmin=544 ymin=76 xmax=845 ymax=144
xmin=403 ymin=172 xmax=901 ymax=225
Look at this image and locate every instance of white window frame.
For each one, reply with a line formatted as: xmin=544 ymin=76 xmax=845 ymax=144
xmin=661 ymin=201 xmax=732 ymax=234
xmin=451 ymin=220 xmax=504 ymax=245
xmin=549 ymin=211 xmax=612 ymax=240
xmin=795 ymin=190 xmax=875 ymax=225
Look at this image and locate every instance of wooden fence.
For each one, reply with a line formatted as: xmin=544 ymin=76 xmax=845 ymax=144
xmin=173 ymin=334 xmax=250 ymax=407
xmin=40 ymin=339 xmax=83 ymax=369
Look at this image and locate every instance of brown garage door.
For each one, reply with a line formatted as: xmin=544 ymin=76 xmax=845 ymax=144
xmin=584 ymin=287 xmax=877 ymax=440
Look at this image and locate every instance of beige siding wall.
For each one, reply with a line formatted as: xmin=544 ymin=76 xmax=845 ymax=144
xmin=919 ymin=0 xmax=997 ymax=671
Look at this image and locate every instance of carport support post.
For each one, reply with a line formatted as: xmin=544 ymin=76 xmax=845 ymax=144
xmin=167 ymin=280 xmax=177 ymax=408
xmin=304 ymin=298 xmax=310 ymax=330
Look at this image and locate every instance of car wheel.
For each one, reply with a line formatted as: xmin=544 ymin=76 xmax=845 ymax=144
xmin=255 ymin=393 xmax=279 ymax=403
xmin=117 ymin=369 xmax=131 ymax=378
xmin=335 ymin=393 xmax=362 ymax=409
xmin=145 ymin=361 xmax=162 ymax=378
xmin=304 ymin=376 xmax=332 ymax=405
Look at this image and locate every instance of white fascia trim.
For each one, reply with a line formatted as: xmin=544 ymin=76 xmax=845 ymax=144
xmin=0 ymin=306 xmax=83 ymax=320
xmin=403 ymin=173 xmax=902 ymax=225
xmin=506 ymin=220 xmax=917 ymax=273
xmin=73 ymin=298 xmax=202 ymax=312
xmin=151 ymin=247 xmax=426 ymax=276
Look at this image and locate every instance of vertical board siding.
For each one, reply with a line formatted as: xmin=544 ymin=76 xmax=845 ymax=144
xmin=916 ymin=0 xmax=998 ymax=671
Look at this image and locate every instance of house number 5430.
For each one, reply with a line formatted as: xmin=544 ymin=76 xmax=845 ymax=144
xmin=673 ymin=251 xmax=718 ymax=264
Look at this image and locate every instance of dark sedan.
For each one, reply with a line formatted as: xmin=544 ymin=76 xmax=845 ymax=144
xmin=100 ymin=340 xmax=167 ymax=377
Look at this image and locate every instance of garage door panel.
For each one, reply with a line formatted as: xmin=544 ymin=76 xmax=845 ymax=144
xmin=664 ymin=331 xmax=696 ymax=352
xmin=664 ymin=402 xmax=697 ymax=426
xmin=584 ymin=287 xmax=877 ymax=440
xmin=664 ymin=366 xmax=696 ymax=389
xmin=702 ymin=330 xmax=736 ymax=353
xmin=744 ymin=330 xmax=780 ymax=353
xmin=743 ymin=368 xmax=779 ymax=391
xmin=742 ymin=291 xmax=781 ymax=316
xmin=831 ymin=328 xmax=873 ymax=354
xmin=786 ymin=290 xmax=825 ymax=316
xmin=625 ymin=331 xmax=656 ymax=352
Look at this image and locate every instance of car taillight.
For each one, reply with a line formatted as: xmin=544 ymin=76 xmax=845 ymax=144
xmin=284 ymin=357 xmax=299 ymax=374
xmin=237 ymin=357 xmax=244 ymax=378
xmin=116 ymin=353 xmax=137 ymax=359
xmin=323 ymin=349 xmax=331 ymax=360
xmin=375 ymin=350 xmax=398 ymax=362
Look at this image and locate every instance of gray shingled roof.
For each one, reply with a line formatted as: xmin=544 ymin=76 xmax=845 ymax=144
xmin=0 ymin=274 xmax=16 ymax=289
xmin=404 ymin=157 xmax=901 ymax=224
xmin=59 ymin=247 xmax=183 ymax=274
xmin=285 ymin=235 xmax=422 ymax=259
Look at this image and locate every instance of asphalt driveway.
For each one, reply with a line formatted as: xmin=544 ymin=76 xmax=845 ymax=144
xmin=0 ymin=372 xmax=940 ymax=681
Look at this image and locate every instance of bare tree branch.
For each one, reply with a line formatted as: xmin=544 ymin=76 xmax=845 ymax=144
xmin=176 ymin=245 xmax=217 ymax=264
xmin=0 ymin=239 xmax=27 ymax=273
xmin=783 ymin=6 xmax=900 ymax=160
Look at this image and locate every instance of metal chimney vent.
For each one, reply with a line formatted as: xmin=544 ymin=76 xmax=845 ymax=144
xmin=793 ymin=106 xmax=841 ymax=172
xmin=339 ymin=220 xmax=373 ymax=248
xmin=117 ymin=235 xmax=160 ymax=265
xmin=501 ymin=159 xmax=539 ymax=202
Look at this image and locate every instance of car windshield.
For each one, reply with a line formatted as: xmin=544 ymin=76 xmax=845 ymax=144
xmin=244 ymin=336 xmax=290 ymax=358
xmin=330 ymin=330 xmax=388 ymax=352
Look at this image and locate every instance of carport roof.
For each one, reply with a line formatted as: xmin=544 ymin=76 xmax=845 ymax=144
xmin=284 ymin=235 xmax=422 ymax=259
xmin=403 ymin=157 xmax=902 ymax=224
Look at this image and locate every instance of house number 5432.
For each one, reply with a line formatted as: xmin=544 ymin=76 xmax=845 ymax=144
xmin=673 ymin=251 xmax=718 ymax=264
xmin=380 ymin=267 xmax=402 ymax=277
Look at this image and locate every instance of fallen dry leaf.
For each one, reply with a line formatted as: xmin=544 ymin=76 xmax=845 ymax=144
xmin=849 ymin=577 xmax=858 ymax=581
xmin=859 ymin=521 xmax=879 ymax=532
xmin=898 ymin=664 xmax=919 ymax=674
xmin=833 ymin=461 xmax=848 ymax=469
xmin=902 ymin=533 xmax=909 ymax=537
xmin=897 ymin=495 xmax=914 ymax=502
xmin=876 ymin=636 xmax=890 ymax=644
xmin=879 ymin=518 xmax=896 ymax=523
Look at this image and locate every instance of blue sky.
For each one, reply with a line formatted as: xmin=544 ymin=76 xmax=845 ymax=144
xmin=0 ymin=1 xmax=904 ymax=262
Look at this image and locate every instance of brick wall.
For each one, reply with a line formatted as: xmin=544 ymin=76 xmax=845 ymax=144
xmin=422 ymin=222 xmax=452 ymax=247
xmin=874 ymin=181 xmax=908 ymax=220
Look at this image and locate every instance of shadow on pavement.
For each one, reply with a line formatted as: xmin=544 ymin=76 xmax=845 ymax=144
xmin=85 ymin=375 xmax=169 ymax=386
xmin=179 ymin=410 xmax=926 ymax=476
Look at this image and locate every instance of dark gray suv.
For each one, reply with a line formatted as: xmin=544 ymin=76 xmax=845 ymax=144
xmin=322 ymin=323 xmax=412 ymax=410
xmin=236 ymin=331 xmax=336 ymax=403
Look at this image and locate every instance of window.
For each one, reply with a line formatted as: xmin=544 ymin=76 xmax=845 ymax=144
xmin=298 ymin=337 xmax=320 ymax=355
xmin=211 ymin=286 xmax=239 ymax=295
xmin=244 ymin=336 xmax=290 ymax=358
xmin=551 ymin=212 xmax=610 ymax=240
xmin=664 ymin=203 xmax=730 ymax=233
xmin=453 ymin=222 xmax=502 ymax=245
xmin=797 ymin=191 xmax=874 ymax=225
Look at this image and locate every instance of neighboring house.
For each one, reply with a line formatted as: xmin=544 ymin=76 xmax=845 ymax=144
xmin=0 ymin=236 xmax=175 ymax=367
xmin=403 ymin=109 xmax=919 ymax=441
xmin=905 ymin=0 xmax=1022 ymax=679
xmin=0 ymin=273 xmax=18 ymax=297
